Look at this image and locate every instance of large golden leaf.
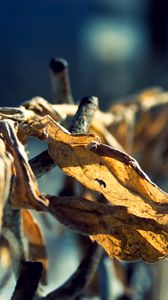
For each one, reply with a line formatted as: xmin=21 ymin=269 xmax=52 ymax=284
xmin=28 ymin=116 xmax=168 ymax=223
xmin=25 ymin=116 xmax=168 ymax=261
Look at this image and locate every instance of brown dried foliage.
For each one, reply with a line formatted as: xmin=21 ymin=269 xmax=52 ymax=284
xmin=0 ymin=87 xmax=168 ymax=297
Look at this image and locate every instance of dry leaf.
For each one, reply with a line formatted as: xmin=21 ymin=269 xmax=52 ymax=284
xmin=1 ymin=118 xmax=168 ymax=262
xmin=28 ymin=116 xmax=168 ymax=221
xmin=1 ymin=120 xmax=48 ymax=282
xmin=90 ymin=121 xmax=124 ymax=151
xmin=0 ymin=137 xmax=13 ymax=233
xmin=0 ymin=106 xmax=35 ymax=122
xmin=0 ymin=120 xmax=48 ymax=210
xmin=21 ymin=209 xmax=48 ymax=284
xmin=22 ymin=97 xmax=62 ymax=122
xmin=0 ymin=97 xmax=62 ymax=123
xmin=108 ymin=89 xmax=168 ymax=168
xmin=25 ymin=116 xmax=168 ymax=261
xmin=46 ymin=196 xmax=168 ymax=262
xmin=0 ymin=98 xmax=63 ymax=144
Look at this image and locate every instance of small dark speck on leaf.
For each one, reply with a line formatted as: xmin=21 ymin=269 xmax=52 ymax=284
xmin=95 ymin=178 xmax=106 ymax=188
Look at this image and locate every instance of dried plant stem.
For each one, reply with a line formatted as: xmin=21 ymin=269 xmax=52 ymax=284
xmin=29 ymin=150 xmax=54 ymax=179
xmin=69 ymin=96 xmax=98 ymax=133
xmin=3 ymin=203 xmax=22 ymax=252
xmin=43 ymin=97 xmax=102 ymax=299
xmin=2 ymin=201 xmax=25 ymax=277
xmin=58 ymin=96 xmax=98 ymax=196
xmin=11 ymin=261 xmax=43 ymax=300
xmin=30 ymin=96 xmax=98 ymax=178
xmin=0 ymin=268 xmax=12 ymax=290
xmin=49 ymin=58 xmax=73 ymax=104
xmin=41 ymin=242 xmax=103 ymax=300
xmin=0 ymin=231 xmax=20 ymax=290
xmin=32 ymin=96 xmax=102 ymax=299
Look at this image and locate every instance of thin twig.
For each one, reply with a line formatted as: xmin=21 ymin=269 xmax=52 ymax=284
xmin=11 ymin=261 xmax=43 ymax=300
xmin=41 ymin=242 xmax=103 ymax=300
xmin=49 ymin=58 xmax=73 ymax=104
xmin=29 ymin=96 xmax=98 ymax=178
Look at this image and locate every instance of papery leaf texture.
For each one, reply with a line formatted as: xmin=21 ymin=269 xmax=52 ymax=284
xmin=26 ymin=116 xmax=168 ymax=262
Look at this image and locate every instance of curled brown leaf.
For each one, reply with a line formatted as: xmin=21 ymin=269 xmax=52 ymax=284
xmin=0 ymin=119 xmax=48 ymax=210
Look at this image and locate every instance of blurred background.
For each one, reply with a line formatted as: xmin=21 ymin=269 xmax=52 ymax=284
xmin=0 ymin=1 xmax=168 ymax=299
xmin=0 ymin=0 xmax=168 ymax=109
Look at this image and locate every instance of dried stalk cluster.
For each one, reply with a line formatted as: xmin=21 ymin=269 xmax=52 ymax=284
xmin=0 ymin=58 xmax=168 ymax=299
